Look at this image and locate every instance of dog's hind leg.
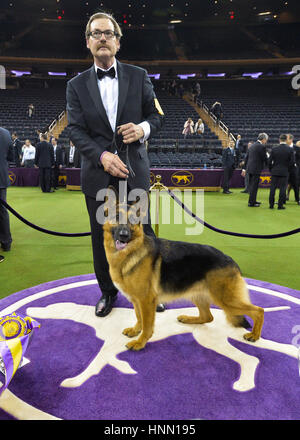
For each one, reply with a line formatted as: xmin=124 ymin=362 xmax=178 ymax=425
xmin=123 ymin=299 xmax=142 ymax=338
xmin=126 ymin=293 xmax=157 ymax=351
xmin=177 ymin=295 xmax=214 ymax=325
xmin=210 ymin=270 xmax=264 ymax=342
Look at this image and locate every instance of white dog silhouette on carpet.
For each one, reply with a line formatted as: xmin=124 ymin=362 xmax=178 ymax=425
xmin=27 ymin=302 xmax=297 ymax=392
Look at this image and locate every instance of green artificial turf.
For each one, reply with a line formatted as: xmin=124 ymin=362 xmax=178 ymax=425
xmin=0 ymin=186 xmax=299 ymax=300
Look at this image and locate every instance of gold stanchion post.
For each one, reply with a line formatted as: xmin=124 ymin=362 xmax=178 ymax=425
xmin=150 ymin=175 xmax=168 ymax=237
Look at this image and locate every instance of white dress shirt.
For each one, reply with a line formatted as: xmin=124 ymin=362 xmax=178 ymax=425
xmin=94 ymin=61 xmax=150 ymax=142
xmin=22 ymin=145 xmax=35 ymax=161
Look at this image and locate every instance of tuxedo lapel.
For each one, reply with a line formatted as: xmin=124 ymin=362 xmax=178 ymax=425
xmin=116 ymin=61 xmax=129 ymax=125
xmin=86 ymin=67 xmax=112 ymax=133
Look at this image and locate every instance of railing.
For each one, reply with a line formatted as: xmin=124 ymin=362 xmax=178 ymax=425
xmin=195 ymin=97 xmax=236 ymax=143
xmin=48 ymin=110 xmax=66 ymax=135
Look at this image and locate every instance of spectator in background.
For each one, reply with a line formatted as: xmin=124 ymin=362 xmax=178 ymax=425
xmin=194 ymin=118 xmax=204 ymax=136
xmin=11 ymin=132 xmax=23 ymax=167
xmin=64 ymin=140 xmax=81 ymax=168
xmin=268 ymin=134 xmax=295 ymax=210
xmin=243 ymin=133 xmax=268 ymax=207
xmin=286 ymin=134 xmax=299 ymax=204
xmin=28 ymin=103 xmax=35 ymax=118
xmin=210 ymin=101 xmax=223 ymax=123
xmin=240 ymin=141 xmax=253 ymax=193
xmin=295 ymin=140 xmax=300 ymax=195
xmin=222 ymin=138 xmax=236 ymax=194
xmin=193 ymin=81 xmax=201 ymax=103
xmin=0 ymin=127 xmax=14 ymax=252
xmin=235 ymin=134 xmax=244 ymax=154
xmin=178 ymin=83 xmax=184 ymax=99
xmin=51 ymin=137 xmax=64 ymax=189
xmin=182 ymin=117 xmax=194 ymax=138
xmin=21 ymin=139 xmax=35 ymax=168
xmin=35 ymin=133 xmax=55 ymax=193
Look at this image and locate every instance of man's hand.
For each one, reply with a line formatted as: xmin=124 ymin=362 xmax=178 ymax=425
xmin=101 ymin=152 xmax=129 ymax=178
xmin=117 ymin=123 xmax=144 ymax=144
xmin=241 ymin=169 xmax=246 ymax=177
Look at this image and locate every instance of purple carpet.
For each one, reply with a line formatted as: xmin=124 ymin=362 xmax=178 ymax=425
xmin=0 ymin=274 xmax=299 ymax=420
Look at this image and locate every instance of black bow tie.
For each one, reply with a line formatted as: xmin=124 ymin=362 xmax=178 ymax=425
xmin=97 ymin=66 xmax=116 ymax=80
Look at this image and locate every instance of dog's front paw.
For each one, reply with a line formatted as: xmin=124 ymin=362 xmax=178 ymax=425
xmin=123 ymin=327 xmax=141 ymax=338
xmin=126 ymin=339 xmax=146 ymax=351
xmin=243 ymin=332 xmax=259 ymax=342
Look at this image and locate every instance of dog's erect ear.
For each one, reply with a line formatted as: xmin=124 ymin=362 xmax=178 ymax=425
xmin=127 ymin=189 xmax=149 ymax=225
xmin=95 ymin=186 xmax=118 ymax=224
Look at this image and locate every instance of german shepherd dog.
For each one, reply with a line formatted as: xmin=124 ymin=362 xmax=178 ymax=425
xmin=103 ymin=189 xmax=264 ymax=351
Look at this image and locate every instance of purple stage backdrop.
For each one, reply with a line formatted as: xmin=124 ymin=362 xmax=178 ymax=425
xmin=8 ymin=167 xmax=271 ymax=189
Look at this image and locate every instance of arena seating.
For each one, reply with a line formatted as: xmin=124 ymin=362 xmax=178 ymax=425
xmin=199 ymin=79 xmax=300 ymax=147
xmin=0 ymin=87 xmax=66 ymax=144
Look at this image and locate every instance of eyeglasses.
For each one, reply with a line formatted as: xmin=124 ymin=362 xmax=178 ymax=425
xmin=88 ymin=30 xmax=119 ymax=40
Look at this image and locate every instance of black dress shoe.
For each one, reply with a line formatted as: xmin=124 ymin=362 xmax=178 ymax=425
xmin=1 ymin=242 xmax=11 ymax=251
xmin=248 ymin=203 xmax=260 ymax=207
xmin=156 ymin=303 xmax=166 ymax=312
xmin=278 ymin=206 xmax=286 ymax=210
xmin=223 ymin=191 xmax=232 ymax=194
xmin=269 ymin=206 xmax=274 ymax=209
xmin=240 ymin=190 xmax=249 ymax=193
xmin=95 ymin=294 xmax=118 ymax=317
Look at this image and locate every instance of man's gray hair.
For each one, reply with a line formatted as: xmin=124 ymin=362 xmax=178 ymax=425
xmin=257 ymin=133 xmax=268 ymax=141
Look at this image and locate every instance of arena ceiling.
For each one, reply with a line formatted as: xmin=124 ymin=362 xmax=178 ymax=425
xmin=0 ymin=0 xmax=299 ymax=27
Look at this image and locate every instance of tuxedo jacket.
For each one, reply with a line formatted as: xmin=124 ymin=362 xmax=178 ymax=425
xmin=244 ymin=141 xmax=267 ymax=175
xmin=222 ymin=147 xmax=235 ymax=168
xmin=0 ymin=127 xmax=13 ymax=188
xmin=35 ymin=141 xmax=55 ymax=168
xmin=13 ymin=138 xmax=23 ymax=161
xmin=268 ymin=144 xmax=295 ymax=177
xmin=64 ymin=145 xmax=81 ymax=168
xmin=293 ymin=145 xmax=300 ymax=168
xmin=53 ymin=145 xmax=64 ymax=167
xmin=66 ymin=61 xmax=164 ymax=198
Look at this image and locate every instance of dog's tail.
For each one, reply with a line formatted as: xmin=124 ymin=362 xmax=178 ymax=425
xmin=227 ymin=314 xmax=252 ymax=329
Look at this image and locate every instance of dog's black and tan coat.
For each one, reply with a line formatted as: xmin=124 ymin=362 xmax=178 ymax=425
xmin=103 ymin=195 xmax=264 ymax=351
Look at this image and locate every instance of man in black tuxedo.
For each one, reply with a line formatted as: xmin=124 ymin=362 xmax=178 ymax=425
xmin=243 ymin=133 xmax=268 ymax=207
xmin=286 ymin=134 xmax=300 ymax=205
xmin=66 ymin=12 xmax=164 ymax=317
xmin=222 ymin=139 xmax=235 ymax=194
xmin=0 ymin=127 xmax=14 ymax=251
xmin=11 ymin=132 xmax=23 ymax=167
xmin=64 ymin=140 xmax=81 ymax=168
xmin=51 ymin=137 xmax=64 ymax=189
xmin=268 ymin=134 xmax=295 ymax=210
xmin=35 ymin=133 xmax=55 ymax=193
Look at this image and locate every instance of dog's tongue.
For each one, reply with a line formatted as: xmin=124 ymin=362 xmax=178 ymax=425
xmin=115 ymin=240 xmax=127 ymax=251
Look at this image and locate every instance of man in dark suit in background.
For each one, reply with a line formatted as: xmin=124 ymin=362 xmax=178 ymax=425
xmin=64 ymin=140 xmax=81 ymax=168
xmin=268 ymin=134 xmax=295 ymax=210
xmin=243 ymin=133 xmax=268 ymax=207
xmin=35 ymin=133 xmax=55 ymax=193
xmin=11 ymin=132 xmax=23 ymax=167
xmin=51 ymin=137 xmax=64 ymax=189
xmin=0 ymin=127 xmax=14 ymax=251
xmin=222 ymin=138 xmax=236 ymax=194
xmin=66 ymin=12 xmax=164 ymax=317
xmin=286 ymin=134 xmax=300 ymax=205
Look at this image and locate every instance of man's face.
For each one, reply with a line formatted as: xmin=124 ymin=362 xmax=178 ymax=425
xmin=86 ymin=18 xmax=120 ymax=64
xmin=287 ymin=136 xmax=292 ymax=145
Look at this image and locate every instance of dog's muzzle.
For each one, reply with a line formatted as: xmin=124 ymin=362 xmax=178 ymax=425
xmin=115 ymin=227 xmax=131 ymax=251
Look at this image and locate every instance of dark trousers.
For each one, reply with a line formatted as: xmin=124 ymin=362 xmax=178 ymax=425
xmin=248 ymin=173 xmax=261 ymax=205
xmin=85 ymin=178 xmax=156 ymax=299
xmin=287 ymin=168 xmax=299 ymax=202
xmin=52 ymin=165 xmax=60 ymax=189
xmin=0 ymin=188 xmax=12 ymax=246
xmin=39 ymin=167 xmax=52 ymax=192
xmin=269 ymin=175 xmax=288 ymax=208
xmin=222 ymin=166 xmax=234 ymax=191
